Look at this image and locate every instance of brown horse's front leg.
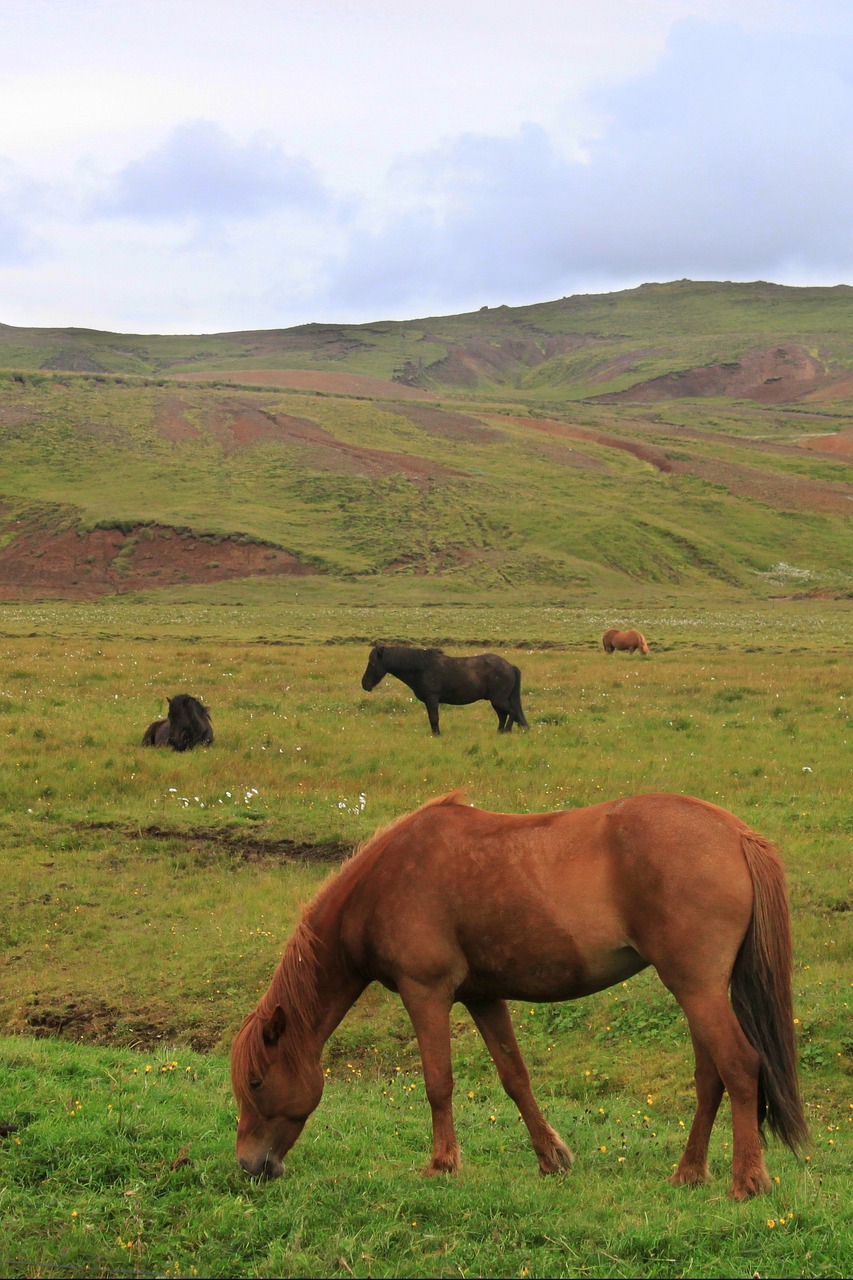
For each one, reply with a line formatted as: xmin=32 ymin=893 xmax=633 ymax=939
xmin=398 ymin=979 xmax=459 ymax=1174
xmin=465 ymin=998 xmax=573 ymax=1176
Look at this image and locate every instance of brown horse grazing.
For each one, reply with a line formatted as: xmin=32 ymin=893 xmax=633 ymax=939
xmin=142 ymin=694 xmax=214 ymax=752
xmin=603 ymin=628 xmax=650 ymax=655
xmin=231 ymin=791 xmax=808 ymax=1199
xmin=361 ymin=643 xmax=528 ymax=735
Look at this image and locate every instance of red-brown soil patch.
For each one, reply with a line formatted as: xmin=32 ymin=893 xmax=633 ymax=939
xmin=149 ymin=397 xmax=459 ymax=481
xmin=799 ymin=372 xmax=853 ymax=403
xmin=195 ymin=400 xmax=459 ymax=481
xmin=0 ymin=515 xmax=319 ymax=601
xmin=595 ymin=345 xmax=838 ymax=405
xmin=798 ymin=426 xmax=853 ymax=457
xmin=503 ymin=416 xmax=674 ymax=472
xmin=510 ymin=416 xmax=853 ymax=514
xmin=171 ymin=368 xmax=438 ymax=400
xmin=154 ymin=395 xmax=200 ymax=442
xmin=382 ymin=402 xmax=504 ymax=442
xmin=668 ymin=455 xmax=853 ymax=514
xmin=420 ymin=334 xmax=603 ymax=388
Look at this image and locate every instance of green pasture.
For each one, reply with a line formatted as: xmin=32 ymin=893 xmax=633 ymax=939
xmin=0 ymin=599 xmax=850 ymax=1277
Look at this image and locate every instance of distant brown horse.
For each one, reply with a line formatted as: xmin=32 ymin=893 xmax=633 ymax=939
xmin=361 ymin=643 xmax=528 ymax=735
xmin=603 ymin=628 xmax=650 ymax=655
xmin=231 ymin=791 xmax=807 ymax=1199
xmin=142 ymin=694 xmax=213 ymax=752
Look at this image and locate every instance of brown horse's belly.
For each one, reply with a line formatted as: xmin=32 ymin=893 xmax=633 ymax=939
xmin=455 ymin=943 xmax=648 ymax=1003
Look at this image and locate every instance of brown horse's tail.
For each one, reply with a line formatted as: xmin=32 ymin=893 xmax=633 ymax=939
xmin=731 ymin=832 xmax=809 ymax=1154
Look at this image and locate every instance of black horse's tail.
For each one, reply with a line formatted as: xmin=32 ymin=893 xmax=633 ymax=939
xmin=510 ymin=665 xmax=528 ymax=728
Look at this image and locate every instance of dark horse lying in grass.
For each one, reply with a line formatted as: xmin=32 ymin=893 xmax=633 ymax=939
xmin=231 ymin=790 xmax=808 ymax=1199
xmin=142 ymin=694 xmax=214 ymax=752
xmin=360 ymin=643 xmax=528 ymax=735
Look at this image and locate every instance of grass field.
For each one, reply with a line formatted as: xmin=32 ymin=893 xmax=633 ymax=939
xmin=0 ymin=597 xmax=850 ymax=1278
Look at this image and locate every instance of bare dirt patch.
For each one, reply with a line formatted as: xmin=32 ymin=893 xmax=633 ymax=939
xmin=420 ymin=334 xmax=603 ymax=388
xmin=595 ymin=345 xmax=838 ymax=405
xmin=153 ymin=395 xmax=200 ymax=442
xmin=206 ymin=400 xmax=460 ymax=481
xmin=0 ymin=515 xmax=319 ymax=601
xmin=511 ymin=416 xmax=853 ymax=514
xmin=151 ymin=397 xmax=461 ymax=482
xmin=505 ymin=416 xmax=674 ymax=472
xmin=171 ymin=368 xmax=438 ymax=400
xmin=383 ymin=402 xmax=504 ymax=443
xmin=82 ymin=819 xmax=352 ymax=866
xmin=798 ymin=426 xmax=853 ymax=458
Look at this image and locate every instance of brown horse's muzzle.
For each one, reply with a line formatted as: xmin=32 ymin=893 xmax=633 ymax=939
xmin=236 ymin=1111 xmax=307 ymax=1179
xmin=238 ymin=1150 xmax=285 ymax=1180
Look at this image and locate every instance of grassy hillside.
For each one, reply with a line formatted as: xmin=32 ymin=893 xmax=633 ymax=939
xmin=2 ymin=280 xmax=853 ymax=397
xmin=0 ymin=372 xmax=850 ymax=603
xmin=0 ymin=281 xmax=851 ymax=604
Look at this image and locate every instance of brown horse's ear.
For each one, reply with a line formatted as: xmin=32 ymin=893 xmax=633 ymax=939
xmin=261 ymin=1005 xmax=287 ymax=1046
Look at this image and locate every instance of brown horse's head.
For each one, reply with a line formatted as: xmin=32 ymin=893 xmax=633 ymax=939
xmin=639 ymin=635 xmax=650 ymax=655
xmin=231 ymin=1004 xmax=325 ymax=1179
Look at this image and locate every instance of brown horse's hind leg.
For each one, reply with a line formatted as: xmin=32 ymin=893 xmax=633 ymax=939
xmin=675 ymin=990 xmax=770 ymax=1199
xmin=465 ymin=998 xmax=573 ymax=1176
xmin=398 ymin=980 xmax=460 ymax=1175
xmin=670 ymin=1036 xmax=724 ymax=1187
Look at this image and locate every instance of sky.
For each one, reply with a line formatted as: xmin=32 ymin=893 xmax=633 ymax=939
xmin=1 ymin=0 xmax=851 ymax=334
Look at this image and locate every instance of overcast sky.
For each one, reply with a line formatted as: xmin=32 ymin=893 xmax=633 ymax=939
xmin=1 ymin=0 xmax=851 ymax=334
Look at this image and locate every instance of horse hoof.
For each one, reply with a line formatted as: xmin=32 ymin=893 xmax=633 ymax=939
xmin=670 ymin=1164 xmax=709 ymax=1188
xmin=538 ymin=1133 xmax=574 ymax=1175
xmin=539 ymin=1151 xmax=573 ymax=1176
xmin=728 ymin=1171 xmax=772 ymax=1200
xmin=423 ymin=1158 xmax=459 ymax=1177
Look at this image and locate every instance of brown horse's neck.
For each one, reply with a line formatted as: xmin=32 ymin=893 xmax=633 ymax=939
xmin=257 ymin=877 xmax=363 ymax=1058
xmin=306 ymin=888 xmax=366 ymax=1043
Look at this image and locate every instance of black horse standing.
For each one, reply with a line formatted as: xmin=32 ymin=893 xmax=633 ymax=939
xmin=142 ymin=694 xmax=214 ymax=752
xmin=361 ymin=644 xmax=528 ymax=736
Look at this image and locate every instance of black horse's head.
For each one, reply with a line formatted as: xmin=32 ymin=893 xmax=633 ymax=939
xmin=361 ymin=644 xmax=386 ymax=692
xmin=167 ymin=694 xmax=214 ymax=751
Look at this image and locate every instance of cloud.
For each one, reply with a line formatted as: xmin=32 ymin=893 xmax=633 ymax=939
xmin=324 ymin=18 xmax=853 ymax=314
xmin=94 ymin=120 xmax=331 ymax=222
xmin=0 ymin=157 xmax=49 ymax=263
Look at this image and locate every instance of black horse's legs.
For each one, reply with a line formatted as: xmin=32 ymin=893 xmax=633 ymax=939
xmin=425 ymin=698 xmax=441 ymax=735
xmin=493 ymin=704 xmax=511 ymax=732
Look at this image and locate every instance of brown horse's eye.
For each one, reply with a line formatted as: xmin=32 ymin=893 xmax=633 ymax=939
xmin=249 ymin=1079 xmax=262 ymax=1091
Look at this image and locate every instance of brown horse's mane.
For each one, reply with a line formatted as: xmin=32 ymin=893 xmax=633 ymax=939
xmin=231 ymin=789 xmax=466 ymax=1109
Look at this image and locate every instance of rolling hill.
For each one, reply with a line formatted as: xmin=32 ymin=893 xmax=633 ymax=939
xmin=0 ymin=280 xmax=851 ymax=603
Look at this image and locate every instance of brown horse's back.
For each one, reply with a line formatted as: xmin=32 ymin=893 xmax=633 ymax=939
xmin=341 ymin=793 xmax=752 ymax=1003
